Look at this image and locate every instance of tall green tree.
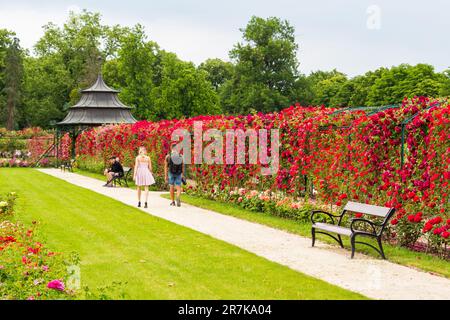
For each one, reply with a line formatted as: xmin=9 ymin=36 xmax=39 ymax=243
xmin=0 ymin=29 xmax=14 ymax=127
xmin=21 ymin=55 xmax=71 ymax=128
xmin=3 ymin=37 xmax=23 ymax=130
xmin=106 ymin=24 xmax=159 ymax=120
xmin=223 ymin=16 xmax=299 ymax=114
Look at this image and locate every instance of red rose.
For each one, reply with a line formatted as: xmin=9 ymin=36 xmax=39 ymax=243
xmin=391 ymin=219 xmax=399 ymax=225
xmin=407 ymin=215 xmax=415 ymax=222
xmin=423 ymin=223 xmax=433 ymax=233
xmin=442 ymin=232 xmax=450 ymax=239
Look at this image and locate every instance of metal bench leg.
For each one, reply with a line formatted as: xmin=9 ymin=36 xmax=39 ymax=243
xmin=350 ymin=234 xmax=356 ymax=259
xmin=337 ymin=235 xmax=344 ymax=248
xmin=311 ymin=228 xmax=316 ymax=247
xmin=377 ymin=237 xmax=386 ymax=259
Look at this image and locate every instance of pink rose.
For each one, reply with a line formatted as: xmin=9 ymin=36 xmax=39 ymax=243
xmin=47 ymin=279 xmax=65 ymax=291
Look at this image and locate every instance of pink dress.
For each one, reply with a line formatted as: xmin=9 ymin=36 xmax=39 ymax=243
xmin=134 ymin=157 xmax=155 ymax=186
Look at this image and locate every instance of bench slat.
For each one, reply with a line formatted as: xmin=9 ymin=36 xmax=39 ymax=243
xmin=313 ymin=223 xmax=352 ymax=236
xmin=344 ymin=201 xmax=391 ymax=217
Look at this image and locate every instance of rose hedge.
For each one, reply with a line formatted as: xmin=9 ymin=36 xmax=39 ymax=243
xmin=75 ymin=97 xmax=449 ymax=253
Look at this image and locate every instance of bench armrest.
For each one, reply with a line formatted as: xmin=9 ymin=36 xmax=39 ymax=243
xmin=350 ymin=218 xmax=380 ymax=235
xmin=311 ymin=210 xmax=344 ymax=225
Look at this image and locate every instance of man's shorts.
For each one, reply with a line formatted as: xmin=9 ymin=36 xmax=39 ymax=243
xmin=168 ymin=172 xmax=182 ymax=186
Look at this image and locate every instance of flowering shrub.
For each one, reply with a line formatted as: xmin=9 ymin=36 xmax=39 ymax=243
xmin=0 ymin=192 xmax=17 ymax=217
xmin=186 ymin=186 xmax=316 ymax=221
xmin=75 ymin=97 xmax=449 ymax=254
xmin=0 ymin=220 xmax=81 ymax=300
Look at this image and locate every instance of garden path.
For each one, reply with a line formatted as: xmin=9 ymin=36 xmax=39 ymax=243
xmin=39 ymin=169 xmax=450 ymax=300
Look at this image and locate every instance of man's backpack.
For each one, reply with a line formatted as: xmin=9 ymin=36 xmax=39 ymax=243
xmin=168 ymin=154 xmax=183 ymax=175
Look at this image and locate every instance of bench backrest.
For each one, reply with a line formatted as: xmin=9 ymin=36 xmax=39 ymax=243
xmin=123 ymin=167 xmax=132 ymax=172
xmin=344 ymin=201 xmax=392 ymax=217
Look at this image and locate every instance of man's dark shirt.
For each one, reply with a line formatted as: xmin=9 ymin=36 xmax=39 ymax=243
xmin=110 ymin=161 xmax=124 ymax=176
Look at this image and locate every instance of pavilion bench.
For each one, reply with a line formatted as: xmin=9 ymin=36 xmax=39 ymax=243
xmin=311 ymin=201 xmax=395 ymax=259
xmin=111 ymin=167 xmax=132 ymax=188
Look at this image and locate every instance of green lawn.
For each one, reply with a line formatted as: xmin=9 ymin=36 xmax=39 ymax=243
xmin=0 ymin=168 xmax=365 ymax=300
xmin=163 ymin=194 xmax=450 ymax=279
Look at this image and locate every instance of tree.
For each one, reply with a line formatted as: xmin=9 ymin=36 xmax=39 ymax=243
xmin=198 ymin=58 xmax=234 ymax=91
xmin=150 ymin=52 xmax=220 ymax=120
xmin=367 ymin=64 xmax=445 ymax=105
xmin=0 ymin=29 xmax=14 ymax=127
xmin=105 ymin=24 xmax=159 ymax=120
xmin=3 ymin=37 xmax=23 ymax=130
xmin=21 ymin=55 xmax=71 ymax=128
xmin=347 ymin=68 xmax=385 ymax=106
xmin=305 ymin=70 xmax=347 ymax=107
xmin=224 ymin=16 xmax=299 ymax=114
xmin=439 ymin=69 xmax=450 ymax=97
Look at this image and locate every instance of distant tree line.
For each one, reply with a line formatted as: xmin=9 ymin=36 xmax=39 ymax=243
xmin=0 ymin=10 xmax=449 ymax=129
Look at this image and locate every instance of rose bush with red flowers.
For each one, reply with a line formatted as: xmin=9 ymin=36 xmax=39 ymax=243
xmin=75 ymin=97 xmax=449 ymax=255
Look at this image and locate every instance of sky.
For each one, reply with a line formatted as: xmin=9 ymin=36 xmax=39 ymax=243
xmin=0 ymin=0 xmax=448 ymax=77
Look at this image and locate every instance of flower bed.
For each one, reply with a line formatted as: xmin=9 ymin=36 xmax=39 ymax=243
xmin=75 ymin=97 xmax=449 ymax=254
xmin=0 ymin=127 xmax=64 ymax=167
xmin=0 ymin=192 xmax=79 ymax=300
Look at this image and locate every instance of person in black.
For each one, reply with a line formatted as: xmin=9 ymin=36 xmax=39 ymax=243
xmin=103 ymin=156 xmax=124 ymax=187
xmin=164 ymin=144 xmax=184 ymax=207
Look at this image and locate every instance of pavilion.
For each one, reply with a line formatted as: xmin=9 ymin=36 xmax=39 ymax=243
xmin=53 ymin=73 xmax=137 ymax=165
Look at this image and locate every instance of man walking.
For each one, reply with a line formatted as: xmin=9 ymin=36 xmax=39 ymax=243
xmin=164 ymin=144 xmax=184 ymax=207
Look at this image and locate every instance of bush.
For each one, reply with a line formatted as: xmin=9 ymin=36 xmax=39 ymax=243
xmin=0 ymin=192 xmax=17 ymax=217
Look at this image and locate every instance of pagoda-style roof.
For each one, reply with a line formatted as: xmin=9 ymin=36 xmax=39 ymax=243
xmin=58 ymin=74 xmax=137 ymax=126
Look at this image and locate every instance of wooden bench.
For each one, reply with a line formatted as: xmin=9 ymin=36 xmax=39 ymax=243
xmin=111 ymin=167 xmax=132 ymax=188
xmin=311 ymin=201 xmax=395 ymax=259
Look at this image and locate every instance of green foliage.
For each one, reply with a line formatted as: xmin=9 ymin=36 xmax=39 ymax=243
xmin=366 ymin=64 xmax=445 ymax=106
xmin=222 ymin=16 xmax=299 ymax=114
xmin=440 ymin=69 xmax=450 ymax=97
xmin=0 ymin=34 xmax=23 ymax=130
xmin=21 ymin=55 xmax=71 ymax=127
xmin=104 ymin=26 xmax=221 ymax=120
xmin=106 ymin=24 xmax=158 ymax=119
xmin=150 ymin=52 xmax=221 ymax=120
xmin=198 ymin=58 xmax=234 ymax=90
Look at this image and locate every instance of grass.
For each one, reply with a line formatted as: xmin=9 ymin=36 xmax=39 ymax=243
xmin=0 ymin=168 xmax=366 ymax=300
xmin=163 ymin=194 xmax=450 ymax=279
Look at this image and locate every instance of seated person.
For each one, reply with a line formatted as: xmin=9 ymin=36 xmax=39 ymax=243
xmin=103 ymin=156 xmax=124 ymax=187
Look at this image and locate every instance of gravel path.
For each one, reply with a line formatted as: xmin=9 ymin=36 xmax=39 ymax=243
xmin=39 ymin=169 xmax=450 ymax=300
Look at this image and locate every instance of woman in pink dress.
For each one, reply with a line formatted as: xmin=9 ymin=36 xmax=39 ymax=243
xmin=133 ymin=147 xmax=155 ymax=208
